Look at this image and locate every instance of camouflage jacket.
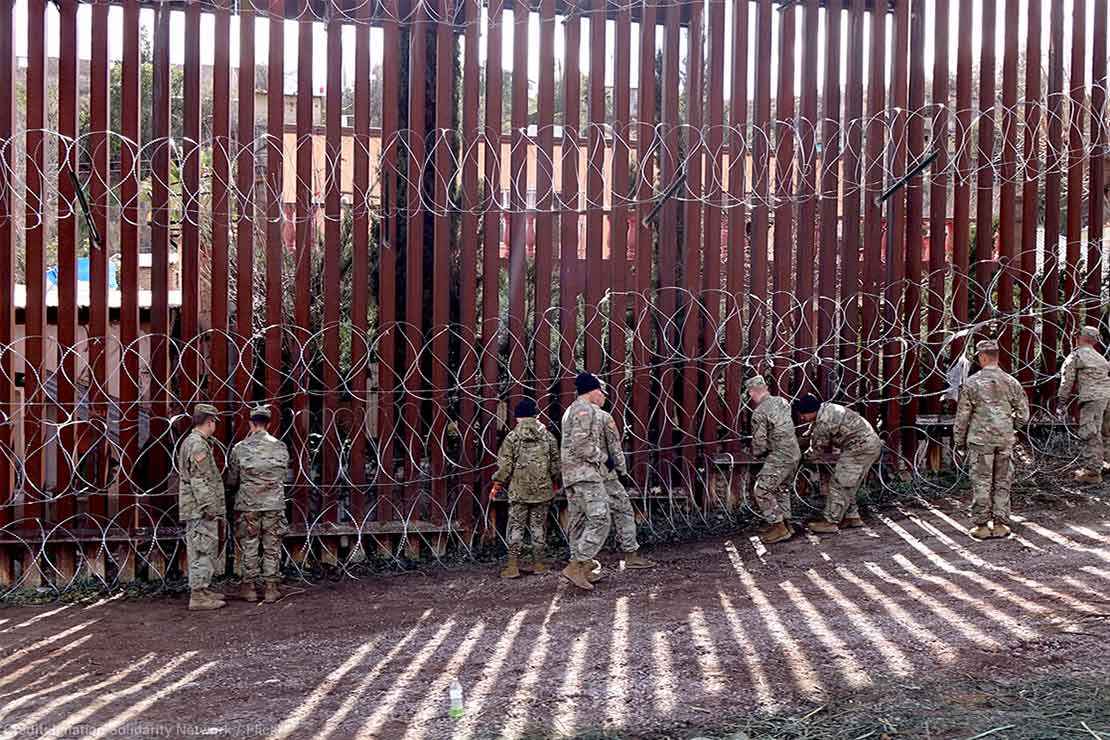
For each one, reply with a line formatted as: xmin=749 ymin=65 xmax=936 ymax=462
xmin=810 ymin=403 xmax=880 ymax=456
xmin=599 ymin=409 xmax=627 ymax=482
xmin=560 ymin=397 xmax=608 ymax=486
xmin=226 ymin=430 xmax=289 ymax=512
xmin=954 ymin=366 xmax=1030 ymax=448
xmin=751 ymin=396 xmax=801 ymax=463
xmin=176 ymin=430 xmax=223 ymax=521
xmin=492 ymin=418 xmax=559 ymax=503
xmin=1059 ymin=346 xmax=1110 ymax=403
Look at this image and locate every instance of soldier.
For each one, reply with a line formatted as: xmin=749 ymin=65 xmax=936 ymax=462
xmin=226 ymin=405 xmax=290 ymax=603
xmin=1057 ymin=325 xmax=1110 ymax=484
xmin=176 ymin=403 xmax=226 ymax=611
xmin=560 ymin=372 xmax=611 ymax=591
xmin=747 ymin=375 xmax=802 ymax=545
xmin=491 ymin=398 xmax=560 ymax=579
xmin=793 ymin=394 xmax=880 ymax=534
xmin=953 ymin=339 xmax=1030 ymax=540
xmin=599 ymin=406 xmax=656 ymax=570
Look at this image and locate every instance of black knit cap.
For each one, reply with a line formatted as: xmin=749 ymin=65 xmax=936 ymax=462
xmin=575 ymin=372 xmax=604 ymax=395
xmin=792 ymin=393 xmax=821 ymax=416
xmin=515 ymin=398 xmax=539 ymax=418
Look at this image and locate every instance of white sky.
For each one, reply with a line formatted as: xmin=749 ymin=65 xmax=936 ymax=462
xmin=10 ymin=0 xmax=1099 ymax=104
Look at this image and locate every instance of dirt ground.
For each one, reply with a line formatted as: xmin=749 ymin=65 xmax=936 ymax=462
xmin=2 ymin=492 xmax=1110 ymax=740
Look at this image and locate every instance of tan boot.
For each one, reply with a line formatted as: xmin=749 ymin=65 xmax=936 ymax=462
xmin=989 ymin=523 xmax=1012 ymax=539
xmin=500 ymin=556 xmax=522 ymax=579
xmin=968 ymin=524 xmax=993 ymax=540
xmin=529 ymin=555 xmax=550 ymax=574
xmin=263 ymin=582 xmax=282 ymax=604
xmin=760 ymin=521 xmax=793 ymax=544
xmin=840 ymin=516 xmax=865 ymax=529
xmin=623 ymin=551 xmax=657 ymax=569
xmin=561 ymin=561 xmax=595 ymax=591
xmin=239 ymin=581 xmax=258 ymax=603
xmin=807 ymin=519 xmax=839 ymax=535
xmin=188 ymin=589 xmax=225 ymax=611
xmin=586 ymin=559 xmax=607 ymax=583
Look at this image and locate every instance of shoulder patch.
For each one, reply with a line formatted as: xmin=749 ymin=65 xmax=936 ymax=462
xmin=193 ymin=452 xmax=207 ymax=463
xmin=577 ymin=410 xmax=589 ymax=416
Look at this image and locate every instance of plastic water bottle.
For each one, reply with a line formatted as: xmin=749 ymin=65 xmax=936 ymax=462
xmin=448 ymin=678 xmax=464 ymax=719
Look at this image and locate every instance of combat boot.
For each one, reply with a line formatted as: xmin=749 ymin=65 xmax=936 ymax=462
xmin=989 ymin=522 xmax=1012 ymax=539
xmin=760 ymin=521 xmax=793 ymax=545
xmin=561 ymin=560 xmax=595 ymax=591
xmin=968 ymin=524 xmax=993 ymax=540
xmin=263 ymin=581 xmax=282 ymax=604
xmin=188 ymin=589 xmax=225 ymax=611
xmin=1075 ymin=469 xmax=1104 ymax=485
xmin=586 ymin=559 xmax=607 ymax=583
xmin=529 ymin=548 xmax=551 ymax=574
xmin=500 ymin=556 xmax=522 ymax=579
xmin=840 ymin=516 xmax=865 ymax=529
xmin=239 ymin=581 xmax=258 ymax=603
xmin=806 ymin=519 xmax=839 ymax=535
xmin=623 ymin=551 xmax=657 ymax=569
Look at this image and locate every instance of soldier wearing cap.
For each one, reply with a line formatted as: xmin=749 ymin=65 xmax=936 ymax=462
xmin=793 ymin=393 xmax=880 ymax=535
xmin=953 ymin=339 xmax=1030 ymax=540
xmin=746 ymin=375 xmax=802 ymax=545
xmin=560 ymin=372 xmax=611 ymax=590
xmin=1057 ymin=325 xmax=1110 ymax=484
xmin=226 ymin=405 xmax=290 ymax=603
xmin=176 ymin=403 xmax=226 ymax=611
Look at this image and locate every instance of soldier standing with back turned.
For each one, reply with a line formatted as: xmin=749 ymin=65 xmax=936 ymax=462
xmin=226 ymin=406 xmax=290 ymax=604
xmin=177 ymin=403 xmax=226 ymax=612
xmin=746 ymin=375 xmax=802 ymax=545
xmin=953 ymin=339 xmax=1030 ymax=540
xmin=1057 ymin=325 xmax=1110 ymax=485
xmin=560 ymin=372 xmax=611 ymax=591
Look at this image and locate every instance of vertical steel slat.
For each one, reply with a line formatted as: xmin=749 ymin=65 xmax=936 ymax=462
xmin=998 ymin=0 xmax=1020 ymax=358
xmin=118 ymin=0 xmax=141 ymax=520
xmin=1019 ymin=1 xmax=1042 ymax=393
xmin=973 ymin=0 xmax=997 ymax=318
xmin=211 ymin=5 xmax=231 ymax=445
xmin=1087 ymin=0 xmax=1106 ymax=308
xmin=323 ymin=12 xmax=343 ymax=521
xmin=771 ymin=1 xmax=795 ymax=393
xmin=658 ymin=1 xmax=679 ymax=457
xmin=429 ymin=0 xmax=453 ymax=521
xmin=750 ymin=0 xmax=771 ymax=365
xmin=862 ymin=0 xmax=886 ymax=417
xmin=631 ymin=0 xmax=655 ymax=476
xmin=724 ymin=0 xmax=747 ymax=430
xmin=951 ymin=0 xmax=972 ymax=362
xmin=839 ymin=0 xmax=864 ymax=400
xmin=23 ymin=0 xmax=47 ymax=523
xmin=236 ymin=8 xmax=256 ymax=433
xmin=818 ymin=0 xmax=842 ymax=401
xmin=508 ymin=0 xmax=529 ymax=405
xmin=150 ymin=5 xmax=171 ymax=511
xmin=609 ymin=0 xmax=631 ymax=432
xmin=0 ymin=0 xmax=11 ymax=525
xmin=1042 ymin=0 xmax=1064 ymax=389
xmin=682 ymin=1 xmax=704 ymax=468
xmin=535 ymin=0 xmax=555 ymax=415
xmin=181 ymin=1 xmax=201 ymax=416
xmin=584 ymin=0 xmax=605 ymax=373
xmin=925 ymin=0 xmax=950 ymax=410
xmin=795 ymin=0 xmax=818 ymax=393
xmin=350 ymin=1 xmax=370 ymax=520
xmin=883 ymin=0 xmax=908 ymax=445
xmin=89 ymin=0 xmax=111 ymax=510
xmin=292 ymin=16 xmax=313 ymax=526
xmin=265 ymin=0 xmax=285 ymax=438
xmin=703 ymin=0 xmax=724 ymax=449
xmin=902 ymin=0 xmax=924 ymax=437
xmin=379 ymin=0 xmax=401 ymax=521
xmin=55 ymin=0 xmax=78 ymax=507
xmin=1065 ymin=0 xmax=1086 ymax=337
xmin=557 ymin=4 xmax=578 ymax=408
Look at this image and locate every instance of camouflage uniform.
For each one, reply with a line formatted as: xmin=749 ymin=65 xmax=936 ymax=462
xmin=954 ymin=364 xmax=1030 ymax=527
xmin=226 ymin=428 xmax=290 ymax=585
xmin=493 ymin=417 xmax=559 ymax=560
xmin=750 ymin=394 xmax=802 ymax=524
xmin=177 ymin=427 xmax=224 ymax=591
xmin=600 ymin=409 xmax=639 ymax=554
xmin=1059 ymin=339 xmax=1110 ymax=472
xmin=561 ymin=397 xmax=611 ymax=561
xmin=809 ymin=403 xmax=881 ymax=523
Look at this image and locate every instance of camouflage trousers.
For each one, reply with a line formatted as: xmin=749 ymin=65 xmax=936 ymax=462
xmin=185 ymin=518 xmax=219 ymax=591
xmin=753 ymin=455 xmax=800 ymax=524
xmin=566 ymin=481 xmax=611 ymax=561
xmin=1078 ymin=399 xmax=1110 ymax=471
xmin=507 ymin=501 xmax=549 ymax=557
xmin=237 ymin=510 xmax=287 ymax=584
xmin=604 ymin=479 xmax=639 ymax=553
xmin=967 ymin=443 xmax=1013 ymax=526
xmin=824 ymin=445 xmax=880 ymax=523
